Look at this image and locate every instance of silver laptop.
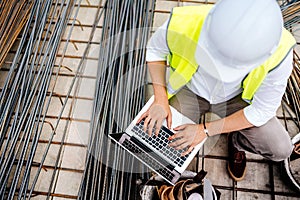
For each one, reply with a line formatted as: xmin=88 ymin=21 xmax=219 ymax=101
xmin=109 ymin=96 xmax=206 ymax=185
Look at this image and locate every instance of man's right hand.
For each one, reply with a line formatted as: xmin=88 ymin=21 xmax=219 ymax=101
xmin=140 ymin=61 xmax=170 ymax=136
xmin=137 ymin=100 xmax=172 ymax=136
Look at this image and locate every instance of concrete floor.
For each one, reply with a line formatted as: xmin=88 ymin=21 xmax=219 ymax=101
xmin=0 ymin=0 xmax=299 ymax=199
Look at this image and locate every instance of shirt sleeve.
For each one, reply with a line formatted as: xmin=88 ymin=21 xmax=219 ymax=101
xmin=146 ymin=20 xmax=170 ymax=62
xmin=243 ymin=50 xmax=294 ymax=126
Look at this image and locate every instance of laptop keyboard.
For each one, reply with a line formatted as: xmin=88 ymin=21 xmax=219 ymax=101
xmin=132 ymin=120 xmax=189 ymax=167
xmin=122 ymin=138 xmax=176 ymax=182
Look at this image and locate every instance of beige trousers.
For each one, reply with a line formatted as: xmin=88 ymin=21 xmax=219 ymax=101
xmin=169 ymin=87 xmax=293 ymax=161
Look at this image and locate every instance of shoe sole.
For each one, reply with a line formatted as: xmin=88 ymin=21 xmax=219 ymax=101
xmin=227 ymin=163 xmax=246 ymax=182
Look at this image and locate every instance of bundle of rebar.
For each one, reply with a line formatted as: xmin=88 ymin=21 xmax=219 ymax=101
xmin=283 ymin=51 xmax=300 ymax=129
xmin=0 ymin=0 xmax=33 ymax=67
xmin=281 ymin=0 xmax=300 ymax=32
xmin=280 ymin=1 xmax=300 ymax=191
xmin=0 ymin=0 xmax=78 ymax=198
xmin=78 ymin=0 xmax=155 ymax=199
xmin=279 ymin=1 xmax=300 ymax=130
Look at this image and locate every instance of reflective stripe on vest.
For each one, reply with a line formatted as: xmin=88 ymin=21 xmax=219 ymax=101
xmin=166 ymin=5 xmax=296 ymax=101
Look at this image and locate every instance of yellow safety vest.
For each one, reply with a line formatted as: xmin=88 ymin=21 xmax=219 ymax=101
xmin=166 ymin=5 xmax=296 ymax=101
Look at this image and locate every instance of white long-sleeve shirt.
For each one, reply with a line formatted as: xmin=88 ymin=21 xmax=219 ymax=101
xmin=146 ymin=20 xmax=293 ymax=126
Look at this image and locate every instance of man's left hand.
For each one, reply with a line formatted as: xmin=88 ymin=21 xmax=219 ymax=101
xmin=168 ymin=124 xmax=207 ymax=156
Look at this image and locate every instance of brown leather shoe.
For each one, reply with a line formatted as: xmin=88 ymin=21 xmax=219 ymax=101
xmin=227 ymin=132 xmax=247 ymax=181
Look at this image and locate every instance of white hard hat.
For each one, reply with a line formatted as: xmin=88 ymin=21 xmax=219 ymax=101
xmin=195 ymin=0 xmax=283 ymax=82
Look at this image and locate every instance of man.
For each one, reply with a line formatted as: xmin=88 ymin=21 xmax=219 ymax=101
xmin=138 ymin=0 xmax=296 ymax=181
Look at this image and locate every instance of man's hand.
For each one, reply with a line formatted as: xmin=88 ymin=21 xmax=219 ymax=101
xmin=169 ymin=124 xmax=207 ymax=156
xmin=137 ymin=100 xmax=172 ymax=136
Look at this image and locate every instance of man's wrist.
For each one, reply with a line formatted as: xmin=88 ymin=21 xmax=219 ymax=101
xmin=198 ymin=124 xmax=209 ymax=138
xmin=203 ymin=122 xmax=210 ymax=137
